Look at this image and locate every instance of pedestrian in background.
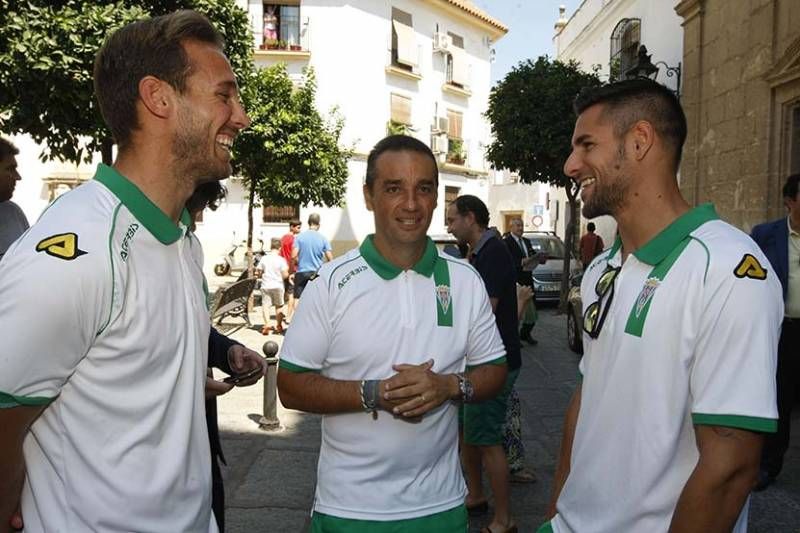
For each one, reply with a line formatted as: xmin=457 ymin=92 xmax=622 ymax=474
xmin=750 ymin=173 xmax=800 ymax=491
xmin=257 ymin=237 xmax=289 ymax=334
xmin=280 ymin=219 xmax=301 ymax=320
xmin=0 ymin=136 xmax=28 ymax=262
xmin=292 ymin=212 xmax=332 ymax=299
xmin=447 ymin=194 xmax=519 ymax=533
xmin=579 ymin=221 xmax=604 ymax=267
xmin=545 ymin=78 xmax=781 ymax=533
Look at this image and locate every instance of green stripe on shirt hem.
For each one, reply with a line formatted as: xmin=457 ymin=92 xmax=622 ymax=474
xmin=466 ymin=356 xmax=507 ymax=371
xmin=0 ymin=391 xmax=54 ymax=408
xmin=279 ymin=359 xmax=319 ymax=373
xmin=536 ymin=521 xmax=554 ymax=533
xmin=692 ymin=413 xmax=778 ymax=433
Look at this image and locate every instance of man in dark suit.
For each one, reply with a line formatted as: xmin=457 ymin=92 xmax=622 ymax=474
xmin=504 ymin=217 xmax=543 ymax=344
xmin=751 ymin=173 xmax=800 ymax=490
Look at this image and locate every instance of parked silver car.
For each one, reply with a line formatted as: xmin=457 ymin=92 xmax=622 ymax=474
xmin=523 ymin=232 xmax=582 ymax=303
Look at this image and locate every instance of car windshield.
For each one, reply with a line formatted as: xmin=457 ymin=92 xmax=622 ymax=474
xmin=527 ymin=236 xmax=565 ymax=259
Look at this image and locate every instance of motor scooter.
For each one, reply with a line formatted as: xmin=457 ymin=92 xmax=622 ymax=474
xmin=213 ymin=234 xmax=265 ymax=276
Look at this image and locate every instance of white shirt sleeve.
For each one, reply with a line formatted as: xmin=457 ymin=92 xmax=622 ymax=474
xmin=0 ymin=224 xmax=111 ymax=403
xmin=690 ymin=249 xmax=782 ymax=430
xmin=279 ymin=272 xmax=331 ymax=371
xmin=465 ymin=272 xmax=506 ymax=367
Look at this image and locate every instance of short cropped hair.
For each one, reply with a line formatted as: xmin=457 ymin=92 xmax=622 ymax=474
xmin=452 ymin=195 xmax=490 ymax=228
xmin=308 ymin=213 xmax=321 ymax=226
xmin=574 ymin=78 xmax=687 ymax=171
xmin=94 ymin=10 xmax=224 ymax=149
xmin=783 ymin=174 xmax=800 ymax=199
xmin=270 ymin=238 xmax=282 ymax=250
xmin=587 ymin=222 xmax=596 ymax=232
xmin=0 ymin=137 xmax=19 ymax=160
xmin=289 ymin=219 xmax=301 ymax=228
xmin=365 ymin=135 xmax=439 ymax=191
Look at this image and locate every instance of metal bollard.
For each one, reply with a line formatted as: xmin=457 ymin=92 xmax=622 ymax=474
xmin=259 ymin=340 xmax=281 ymax=431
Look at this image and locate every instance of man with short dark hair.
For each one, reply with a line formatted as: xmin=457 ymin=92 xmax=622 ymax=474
xmin=750 ymin=173 xmax=800 ymax=491
xmin=292 ymin=212 xmax=332 ymax=298
xmin=280 ymin=219 xmax=301 ymax=320
xmin=0 ymin=11 xmax=251 ymax=531
xmin=579 ymin=221 xmax=604 ymax=267
xmin=544 ymin=79 xmax=781 ymax=533
xmin=0 ymin=137 xmax=28 ymax=261
xmin=278 ymin=135 xmax=507 ymax=532
xmin=447 ymin=194 xmax=519 ymax=533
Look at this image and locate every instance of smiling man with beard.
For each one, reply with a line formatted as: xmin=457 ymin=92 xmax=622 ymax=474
xmin=541 ymin=79 xmax=782 ymax=533
xmin=0 ymin=11 xmax=250 ymax=532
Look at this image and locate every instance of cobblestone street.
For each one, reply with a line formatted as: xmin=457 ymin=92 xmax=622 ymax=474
xmin=217 ymin=307 xmax=800 ymax=532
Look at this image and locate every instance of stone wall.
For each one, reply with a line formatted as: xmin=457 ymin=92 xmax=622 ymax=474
xmin=677 ymin=0 xmax=800 ymax=231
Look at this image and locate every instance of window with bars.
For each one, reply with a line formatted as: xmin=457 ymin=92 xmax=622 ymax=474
xmin=263 ymin=205 xmax=300 ymax=224
xmin=609 ymin=18 xmax=641 ymax=81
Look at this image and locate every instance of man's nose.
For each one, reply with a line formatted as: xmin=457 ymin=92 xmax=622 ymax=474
xmin=563 ymin=149 xmax=580 ymax=179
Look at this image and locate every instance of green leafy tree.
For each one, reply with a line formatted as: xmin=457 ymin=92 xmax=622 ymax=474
xmin=486 ymin=56 xmax=602 ymax=309
xmin=234 ymin=64 xmax=352 ymax=269
xmin=0 ymin=0 xmax=253 ymax=164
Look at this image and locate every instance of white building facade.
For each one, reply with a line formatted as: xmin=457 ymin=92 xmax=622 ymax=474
xmin=551 ymin=0 xmax=685 ymax=247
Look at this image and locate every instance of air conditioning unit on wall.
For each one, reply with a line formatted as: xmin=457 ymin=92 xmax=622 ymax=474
xmin=432 ymin=32 xmax=451 ymax=53
xmin=431 ymin=134 xmax=448 ymax=154
xmin=431 ymin=116 xmax=449 ymax=133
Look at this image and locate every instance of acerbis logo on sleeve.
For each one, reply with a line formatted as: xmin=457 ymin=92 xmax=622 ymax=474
xmin=734 ymin=254 xmax=767 ymax=280
xmin=36 ymin=233 xmax=88 ymax=260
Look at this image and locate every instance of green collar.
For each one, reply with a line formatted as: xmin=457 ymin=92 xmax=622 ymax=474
xmin=616 ymin=203 xmax=718 ymax=265
xmin=359 ymin=235 xmax=438 ymax=280
xmin=94 ymin=164 xmax=191 ymax=245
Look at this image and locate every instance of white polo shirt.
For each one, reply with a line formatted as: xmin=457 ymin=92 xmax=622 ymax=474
xmin=550 ymin=204 xmax=782 ymax=533
xmin=280 ymin=236 xmax=506 ymax=521
xmin=0 ymin=164 xmax=216 ymax=532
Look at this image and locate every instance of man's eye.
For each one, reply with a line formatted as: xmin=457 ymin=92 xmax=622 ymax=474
xmin=386 ymin=186 xmax=400 ymax=193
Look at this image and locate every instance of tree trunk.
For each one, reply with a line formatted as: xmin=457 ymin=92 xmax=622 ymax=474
xmin=100 ymin=137 xmax=113 ymax=165
xmin=558 ymin=183 xmax=580 ymax=313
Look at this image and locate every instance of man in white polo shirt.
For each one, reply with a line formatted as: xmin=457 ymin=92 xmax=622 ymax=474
xmin=541 ymin=79 xmax=782 ymax=533
xmin=0 ymin=11 xmax=253 ymax=531
xmin=278 ymin=135 xmax=508 ymax=532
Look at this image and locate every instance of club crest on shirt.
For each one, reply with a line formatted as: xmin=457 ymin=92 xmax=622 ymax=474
xmin=436 ymin=284 xmax=451 ymax=314
xmin=634 ymin=277 xmax=660 ymax=318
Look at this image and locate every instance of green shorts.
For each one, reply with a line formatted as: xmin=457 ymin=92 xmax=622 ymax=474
xmin=310 ymin=505 xmax=467 ymax=532
xmin=461 ymin=368 xmax=519 ymax=446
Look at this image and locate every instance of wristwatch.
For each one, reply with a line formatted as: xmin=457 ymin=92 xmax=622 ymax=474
xmin=455 ymin=373 xmax=474 ymax=403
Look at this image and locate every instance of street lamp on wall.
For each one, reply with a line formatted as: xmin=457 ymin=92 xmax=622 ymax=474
xmin=625 ymin=45 xmax=682 ymax=98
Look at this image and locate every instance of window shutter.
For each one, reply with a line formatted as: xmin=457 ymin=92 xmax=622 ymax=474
xmin=391 ymin=93 xmax=412 ymax=125
xmin=392 ymin=9 xmax=416 ymax=68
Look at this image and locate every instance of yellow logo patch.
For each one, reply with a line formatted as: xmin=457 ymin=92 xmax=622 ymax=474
xmin=734 ymin=254 xmax=767 ymax=280
xmin=36 ymin=233 xmax=87 ymax=260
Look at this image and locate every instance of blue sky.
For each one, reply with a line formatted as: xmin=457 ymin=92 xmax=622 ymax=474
xmin=473 ymin=0 xmax=583 ymax=85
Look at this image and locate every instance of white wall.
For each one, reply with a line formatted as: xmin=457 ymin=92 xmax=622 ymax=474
xmin=551 ymin=0 xmax=683 ymax=247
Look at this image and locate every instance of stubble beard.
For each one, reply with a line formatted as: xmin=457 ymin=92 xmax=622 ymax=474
xmin=171 ymin=106 xmax=229 ymax=188
xmin=582 ymin=143 xmax=630 ymax=220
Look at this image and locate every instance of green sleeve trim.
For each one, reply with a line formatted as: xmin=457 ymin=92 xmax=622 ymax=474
xmin=692 ymin=413 xmax=777 ymax=433
xmin=0 ymin=391 xmax=54 ymax=408
xmin=278 ymin=359 xmax=319 ymax=373
xmin=466 ymin=356 xmax=507 ymax=371
xmin=536 ymin=521 xmax=554 ymax=533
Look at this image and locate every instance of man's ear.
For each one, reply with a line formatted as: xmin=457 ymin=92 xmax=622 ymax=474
xmin=138 ymin=76 xmax=174 ymax=120
xmin=363 ymin=184 xmax=374 ymax=212
xmin=629 ymin=120 xmax=655 ymax=162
